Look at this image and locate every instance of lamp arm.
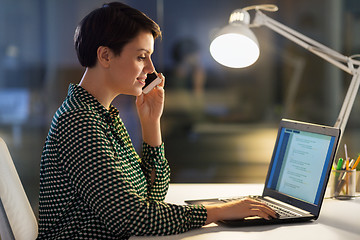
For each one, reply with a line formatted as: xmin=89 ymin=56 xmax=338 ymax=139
xmin=252 ymin=10 xmax=353 ymax=74
xmin=251 ymin=9 xmax=360 ymax=134
xmin=334 ymin=70 xmax=360 ymax=132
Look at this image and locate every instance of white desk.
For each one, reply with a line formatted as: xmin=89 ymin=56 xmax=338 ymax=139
xmin=131 ymin=184 xmax=360 ymax=240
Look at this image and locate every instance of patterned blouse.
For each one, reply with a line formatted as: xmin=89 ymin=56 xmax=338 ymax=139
xmin=38 ymin=84 xmax=207 ymax=239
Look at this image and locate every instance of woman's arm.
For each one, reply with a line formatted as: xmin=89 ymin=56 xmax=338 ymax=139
xmin=140 ymin=142 xmax=170 ymax=201
xmin=135 ymin=73 xmax=165 ymax=147
xmin=136 ymin=73 xmax=165 ymax=189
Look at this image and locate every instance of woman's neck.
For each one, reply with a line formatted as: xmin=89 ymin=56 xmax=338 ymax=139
xmin=79 ymin=68 xmax=117 ymax=110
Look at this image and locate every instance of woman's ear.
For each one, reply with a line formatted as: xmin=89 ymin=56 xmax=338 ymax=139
xmin=97 ymin=46 xmax=112 ymax=68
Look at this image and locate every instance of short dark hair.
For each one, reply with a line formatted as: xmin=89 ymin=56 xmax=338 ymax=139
xmin=74 ymin=2 xmax=162 ymax=68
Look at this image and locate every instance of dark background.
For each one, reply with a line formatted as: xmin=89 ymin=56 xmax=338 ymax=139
xmin=0 ymin=0 xmax=359 ymax=217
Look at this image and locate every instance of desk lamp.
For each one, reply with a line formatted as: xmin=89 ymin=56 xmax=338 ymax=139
xmin=210 ymin=4 xmax=360 ymax=135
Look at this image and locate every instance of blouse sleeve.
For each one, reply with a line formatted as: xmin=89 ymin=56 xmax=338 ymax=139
xmin=56 ymin=109 xmax=207 ymax=237
xmin=140 ymin=142 xmax=170 ymax=201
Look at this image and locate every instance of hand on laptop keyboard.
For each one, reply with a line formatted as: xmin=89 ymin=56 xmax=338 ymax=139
xmin=204 ymin=197 xmax=279 ymax=224
xmin=222 ymin=196 xmax=298 ymax=218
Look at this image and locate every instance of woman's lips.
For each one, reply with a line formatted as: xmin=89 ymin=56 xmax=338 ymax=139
xmin=137 ymin=78 xmax=146 ymax=86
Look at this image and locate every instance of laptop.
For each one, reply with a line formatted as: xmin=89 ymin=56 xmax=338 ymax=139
xmin=185 ymin=119 xmax=341 ymax=226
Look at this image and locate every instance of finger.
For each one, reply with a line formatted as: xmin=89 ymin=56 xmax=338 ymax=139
xmin=157 ymin=72 xmax=165 ymax=88
xmin=244 ymin=199 xmax=275 ymax=213
xmin=135 ymin=94 xmax=144 ymax=107
xmin=251 ymin=209 xmax=272 ymax=220
xmin=257 ymin=205 xmax=278 ymax=219
xmin=156 ymin=85 xmax=165 ymax=92
xmin=249 ymin=203 xmax=278 ymax=219
xmin=242 ymin=199 xmax=278 ymax=219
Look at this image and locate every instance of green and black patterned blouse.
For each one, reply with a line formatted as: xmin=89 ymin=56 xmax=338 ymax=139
xmin=38 ymin=84 xmax=207 ymax=239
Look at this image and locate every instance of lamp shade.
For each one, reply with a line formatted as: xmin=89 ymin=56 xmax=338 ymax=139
xmin=210 ymin=24 xmax=260 ymax=68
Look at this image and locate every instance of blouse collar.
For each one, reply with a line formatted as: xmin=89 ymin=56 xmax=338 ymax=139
xmin=67 ymin=83 xmax=120 ymax=119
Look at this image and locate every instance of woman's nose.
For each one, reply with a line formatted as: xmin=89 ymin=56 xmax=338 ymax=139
xmin=145 ymin=59 xmax=155 ymax=74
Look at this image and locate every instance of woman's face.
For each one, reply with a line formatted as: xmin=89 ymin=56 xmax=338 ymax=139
xmin=106 ymin=31 xmax=155 ymax=96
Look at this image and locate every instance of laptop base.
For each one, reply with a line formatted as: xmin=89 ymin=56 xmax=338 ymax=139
xmin=219 ymin=216 xmax=315 ymax=227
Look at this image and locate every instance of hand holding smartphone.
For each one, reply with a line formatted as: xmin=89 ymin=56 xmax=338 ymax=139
xmin=142 ymin=71 xmax=162 ymax=94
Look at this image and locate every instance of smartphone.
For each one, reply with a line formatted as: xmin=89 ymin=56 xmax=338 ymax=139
xmin=142 ymin=72 xmax=162 ymax=94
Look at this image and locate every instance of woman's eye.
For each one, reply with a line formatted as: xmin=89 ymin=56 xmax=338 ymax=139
xmin=138 ymin=56 xmax=146 ymax=61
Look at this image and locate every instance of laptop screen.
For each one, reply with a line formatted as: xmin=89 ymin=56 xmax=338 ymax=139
xmin=266 ymin=125 xmax=337 ymax=205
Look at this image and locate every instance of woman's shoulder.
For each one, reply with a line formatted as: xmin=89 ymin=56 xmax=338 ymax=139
xmin=54 ymin=96 xmax=104 ymax=127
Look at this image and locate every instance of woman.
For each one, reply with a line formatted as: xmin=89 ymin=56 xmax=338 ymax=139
xmin=38 ymin=2 xmax=277 ymax=239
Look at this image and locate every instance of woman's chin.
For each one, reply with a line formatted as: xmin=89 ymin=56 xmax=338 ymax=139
xmin=132 ymin=88 xmax=143 ymax=97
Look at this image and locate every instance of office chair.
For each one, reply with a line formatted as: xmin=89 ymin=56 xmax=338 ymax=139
xmin=0 ymin=137 xmax=38 ymax=240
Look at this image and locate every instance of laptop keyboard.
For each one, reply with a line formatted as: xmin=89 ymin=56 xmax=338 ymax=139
xmin=221 ymin=196 xmax=301 ymax=218
xmin=261 ymin=201 xmax=299 ymax=218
